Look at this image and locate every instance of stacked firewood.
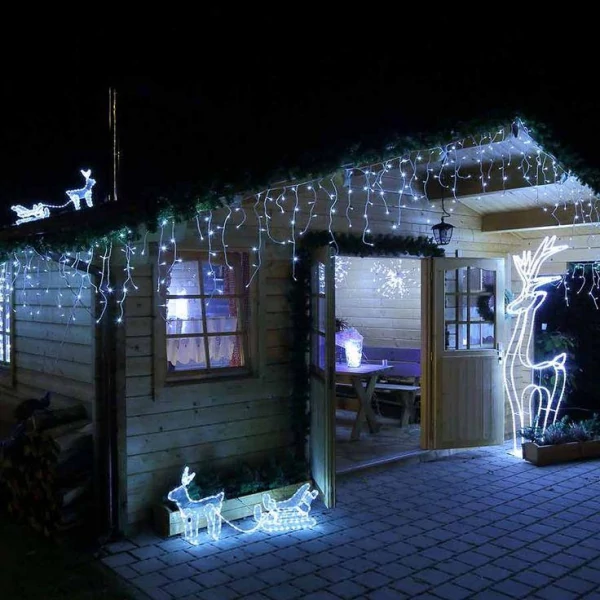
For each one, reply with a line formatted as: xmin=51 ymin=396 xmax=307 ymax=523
xmin=0 ymin=404 xmax=94 ymax=537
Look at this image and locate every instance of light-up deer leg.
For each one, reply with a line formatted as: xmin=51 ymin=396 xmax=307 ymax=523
xmin=205 ymin=505 xmax=221 ymax=541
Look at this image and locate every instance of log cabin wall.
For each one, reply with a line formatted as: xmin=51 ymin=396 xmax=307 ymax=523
xmin=0 ymin=265 xmax=96 ymax=426
xmin=124 ymin=224 xmax=296 ymax=527
xmin=122 ymin=191 xmax=526 ymax=528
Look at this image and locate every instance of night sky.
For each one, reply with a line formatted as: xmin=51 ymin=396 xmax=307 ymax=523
xmin=1 ymin=42 xmax=596 ymax=227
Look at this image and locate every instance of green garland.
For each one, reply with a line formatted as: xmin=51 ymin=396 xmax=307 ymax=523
xmin=3 ymin=112 xmax=598 ymax=260
xmin=288 ymin=232 xmax=444 ymax=458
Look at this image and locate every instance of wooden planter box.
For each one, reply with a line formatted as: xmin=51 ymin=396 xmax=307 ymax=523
xmin=522 ymin=440 xmax=600 ymax=466
xmin=153 ymin=482 xmax=310 ymax=538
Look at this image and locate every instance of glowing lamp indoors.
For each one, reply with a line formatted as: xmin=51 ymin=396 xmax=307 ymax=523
xmin=335 ymin=326 xmax=364 ymax=368
xmin=344 ymin=339 xmax=363 ymax=368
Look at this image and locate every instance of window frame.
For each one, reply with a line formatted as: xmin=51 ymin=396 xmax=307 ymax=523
xmin=156 ymin=248 xmax=255 ymax=383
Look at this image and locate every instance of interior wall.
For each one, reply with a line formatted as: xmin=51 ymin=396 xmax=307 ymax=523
xmin=335 ymin=256 xmax=421 ymax=349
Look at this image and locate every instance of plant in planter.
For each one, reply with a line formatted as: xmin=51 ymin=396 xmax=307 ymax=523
xmin=519 ymin=414 xmax=600 ymax=466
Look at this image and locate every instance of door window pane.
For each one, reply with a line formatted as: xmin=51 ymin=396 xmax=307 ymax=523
xmin=444 ymin=266 xmax=497 ymax=351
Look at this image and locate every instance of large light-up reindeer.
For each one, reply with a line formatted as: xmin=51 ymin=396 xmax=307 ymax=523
xmin=504 ymin=236 xmax=568 ymax=452
xmin=167 ymin=467 xmax=224 ymax=544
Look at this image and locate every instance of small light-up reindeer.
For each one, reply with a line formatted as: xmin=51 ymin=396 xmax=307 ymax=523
xmin=167 ymin=467 xmax=224 ymax=544
xmin=65 ymin=169 xmax=96 ymax=211
xmin=504 ymin=236 xmax=568 ymax=452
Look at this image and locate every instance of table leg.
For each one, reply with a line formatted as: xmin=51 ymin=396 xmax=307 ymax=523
xmin=350 ymin=375 xmax=381 ymax=441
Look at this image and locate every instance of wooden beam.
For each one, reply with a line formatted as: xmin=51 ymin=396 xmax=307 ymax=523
xmin=482 ymin=204 xmax=595 ymax=232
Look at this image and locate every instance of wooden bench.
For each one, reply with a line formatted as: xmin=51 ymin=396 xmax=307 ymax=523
xmin=362 ymin=346 xmax=421 ymax=426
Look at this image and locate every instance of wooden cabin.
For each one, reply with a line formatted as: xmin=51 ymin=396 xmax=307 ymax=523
xmin=1 ymin=119 xmax=597 ymax=534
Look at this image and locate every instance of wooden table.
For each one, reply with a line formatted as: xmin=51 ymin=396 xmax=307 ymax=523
xmin=335 ymin=363 xmax=392 ymax=441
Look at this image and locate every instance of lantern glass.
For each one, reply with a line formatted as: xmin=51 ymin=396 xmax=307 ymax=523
xmin=432 ymin=219 xmax=454 ymax=245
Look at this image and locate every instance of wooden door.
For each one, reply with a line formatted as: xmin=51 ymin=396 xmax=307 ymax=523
xmin=421 ymin=258 xmax=505 ymax=449
xmin=309 ymin=246 xmax=336 ymax=507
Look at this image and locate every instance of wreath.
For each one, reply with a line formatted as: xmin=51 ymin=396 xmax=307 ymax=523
xmin=476 ymin=285 xmax=514 ymax=321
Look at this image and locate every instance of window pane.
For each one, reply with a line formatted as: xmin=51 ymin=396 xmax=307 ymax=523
xmin=207 ymin=316 xmax=238 ymax=334
xmin=458 ymin=324 xmax=468 ymax=349
xmin=469 ymin=267 xmax=483 ymax=293
xmin=167 ymin=337 xmax=207 ymax=368
xmin=482 ymin=323 xmax=495 ymax=347
xmin=444 ymin=269 xmax=456 ymax=295
xmin=166 ymin=298 xmax=203 ymax=334
xmin=318 ymin=262 xmax=325 ymax=295
xmin=168 ymin=260 xmax=200 ymax=295
xmin=205 ymin=298 xmax=237 ymax=319
xmin=482 ymin=269 xmax=496 ymax=288
xmin=318 ymin=297 xmax=326 ymax=333
xmin=208 ymin=334 xmax=244 ymax=367
xmin=445 ymin=324 xmax=457 ymax=350
xmin=444 ymin=306 xmax=456 ymax=321
xmin=470 ymin=323 xmax=481 ymax=347
xmin=203 ymin=263 xmax=225 ymax=295
xmin=318 ymin=334 xmax=326 ymax=370
xmin=458 ymin=268 xmax=469 ymax=292
xmin=474 ymin=292 xmax=494 ymax=322
xmin=311 ymin=332 xmax=319 ymax=368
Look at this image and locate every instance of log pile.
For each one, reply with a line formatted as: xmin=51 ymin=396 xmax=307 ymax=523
xmin=0 ymin=404 xmax=94 ymax=537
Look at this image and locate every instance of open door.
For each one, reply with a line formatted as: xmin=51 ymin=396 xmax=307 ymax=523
xmin=422 ymin=257 xmax=505 ymax=449
xmin=309 ymin=246 xmax=336 ymax=507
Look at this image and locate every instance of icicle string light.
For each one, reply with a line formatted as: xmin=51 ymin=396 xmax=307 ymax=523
xmin=8 ymin=121 xmax=598 ymax=325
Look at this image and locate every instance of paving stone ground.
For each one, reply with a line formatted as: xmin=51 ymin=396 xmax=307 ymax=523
xmin=100 ymin=444 xmax=600 ymax=599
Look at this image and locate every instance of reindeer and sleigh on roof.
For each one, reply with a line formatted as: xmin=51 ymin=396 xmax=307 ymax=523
xmin=11 ymin=169 xmax=96 ymax=225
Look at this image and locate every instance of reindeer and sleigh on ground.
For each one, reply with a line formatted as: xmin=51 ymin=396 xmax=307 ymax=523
xmin=167 ymin=466 xmax=319 ymax=545
xmin=11 ymin=169 xmax=96 ymax=225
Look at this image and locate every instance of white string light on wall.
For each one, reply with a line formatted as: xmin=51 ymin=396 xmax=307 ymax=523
xmin=371 ymin=259 xmax=419 ymax=299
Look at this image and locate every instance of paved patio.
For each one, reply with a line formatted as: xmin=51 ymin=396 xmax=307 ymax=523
xmin=100 ymin=444 xmax=600 ymax=599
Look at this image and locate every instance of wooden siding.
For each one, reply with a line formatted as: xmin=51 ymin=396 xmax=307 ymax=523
xmin=122 ymin=196 xmax=528 ymax=526
xmin=336 ymin=257 xmax=421 ymax=348
xmin=124 ymin=248 xmax=295 ymax=525
xmin=0 ymin=266 xmax=96 ymax=424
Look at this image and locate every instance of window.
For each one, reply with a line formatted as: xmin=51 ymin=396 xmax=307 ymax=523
xmin=0 ymin=262 xmax=11 ymax=366
xmin=444 ymin=266 xmax=496 ymax=350
xmin=164 ymin=252 xmax=250 ymax=376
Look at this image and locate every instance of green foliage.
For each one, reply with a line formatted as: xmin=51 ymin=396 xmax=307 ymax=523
xmin=519 ymin=414 xmax=600 ymax=445
xmin=180 ymin=451 xmax=310 ymax=501
xmin=534 ymin=329 xmax=578 ymax=395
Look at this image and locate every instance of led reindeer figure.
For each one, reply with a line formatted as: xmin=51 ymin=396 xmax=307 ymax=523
xmin=504 ymin=236 xmax=568 ymax=453
xmin=65 ymin=169 xmax=96 ymax=210
xmin=167 ymin=467 xmax=224 ymax=544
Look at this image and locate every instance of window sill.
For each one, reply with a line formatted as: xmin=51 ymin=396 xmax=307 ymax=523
xmin=165 ymin=367 xmax=254 ymax=386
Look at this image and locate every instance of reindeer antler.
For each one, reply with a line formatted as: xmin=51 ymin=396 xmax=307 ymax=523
xmin=181 ymin=466 xmax=195 ymax=486
xmin=515 ymin=236 xmax=567 ymax=289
